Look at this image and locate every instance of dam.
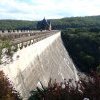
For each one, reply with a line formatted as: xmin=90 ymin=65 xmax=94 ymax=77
xmin=0 ymin=30 xmax=78 ymax=99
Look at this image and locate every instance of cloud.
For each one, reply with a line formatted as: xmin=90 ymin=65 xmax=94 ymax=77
xmin=0 ymin=0 xmax=100 ymax=20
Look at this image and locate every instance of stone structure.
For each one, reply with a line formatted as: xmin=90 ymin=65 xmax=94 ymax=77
xmin=0 ymin=30 xmax=58 ymax=64
xmin=0 ymin=30 xmax=57 ymax=50
xmin=1 ymin=31 xmax=78 ymax=99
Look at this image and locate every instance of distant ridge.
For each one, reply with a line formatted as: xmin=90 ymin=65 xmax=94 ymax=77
xmin=0 ymin=15 xmax=100 ymax=30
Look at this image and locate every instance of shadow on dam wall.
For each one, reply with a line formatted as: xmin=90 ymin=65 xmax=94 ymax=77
xmin=1 ymin=31 xmax=79 ymax=99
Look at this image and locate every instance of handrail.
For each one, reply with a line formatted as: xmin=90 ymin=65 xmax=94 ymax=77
xmin=0 ymin=30 xmax=35 ymax=34
xmin=0 ymin=30 xmax=59 ymax=39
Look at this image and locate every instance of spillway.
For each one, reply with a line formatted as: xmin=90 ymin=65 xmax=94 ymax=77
xmin=1 ymin=31 xmax=78 ymax=99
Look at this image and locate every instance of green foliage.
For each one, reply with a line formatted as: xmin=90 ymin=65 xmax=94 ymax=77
xmin=0 ymin=20 xmax=37 ymax=30
xmin=61 ymin=28 xmax=100 ymax=72
xmin=29 ymin=81 xmax=47 ymax=100
xmin=0 ymin=37 xmax=11 ymax=64
xmin=51 ymin=15 xmax=100 ymax=30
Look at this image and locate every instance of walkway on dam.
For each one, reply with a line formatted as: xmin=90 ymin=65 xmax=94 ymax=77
xmin=11 ymin=30 xmax=59 ymax=45
xmin=0 ymin=30 xmax=60 ymax=45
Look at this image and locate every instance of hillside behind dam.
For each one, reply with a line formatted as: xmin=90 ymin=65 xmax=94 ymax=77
xmin=1 ymin=31 xmax=79 ymax=99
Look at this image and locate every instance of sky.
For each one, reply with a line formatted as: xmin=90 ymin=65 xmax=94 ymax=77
xmin=0 ymin=0 xmax=100 ymax=20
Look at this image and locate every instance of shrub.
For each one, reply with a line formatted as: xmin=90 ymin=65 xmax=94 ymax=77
xmin=29 ymin=72 xmax=100 ymax=100
xmin=0 ymin=70 xmax=22 ymax=100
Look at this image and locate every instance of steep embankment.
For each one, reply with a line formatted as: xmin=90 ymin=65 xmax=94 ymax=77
xmin=1 ymin=31 xmax=78 ymax=99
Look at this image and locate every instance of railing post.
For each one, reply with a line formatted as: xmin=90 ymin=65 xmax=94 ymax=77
xmin=4 ymin=30 xmax=8 ymax=33
xmin=23 ymin=42 xmax=27 ymax=48
xmin=11 ymin=45 xmax=17 ymax=53
xmin=31 ymin=40 xmax=34 ymax=44
xmin=19 ymin=30 xmax=21 ymax=33
xmin=27 ymin=40 xmax=31 ymax=46
xmin=20 ymin=43 xmax=23 ymax=49
xmin=17 ymin=43 xmax=21 ymax=50
xmin=0 ymin=30 xmax=2 ymax=33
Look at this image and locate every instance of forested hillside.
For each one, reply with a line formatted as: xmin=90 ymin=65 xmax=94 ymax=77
xmin=0 ymin=20 xmax=37 ymax=30
xmin=62 ymin=28 xmax=100 ymax=73
xmin=51 ymin=15 xmax=100 ymax=30
xmin=0 ymin=15 xmax=100 ymax=30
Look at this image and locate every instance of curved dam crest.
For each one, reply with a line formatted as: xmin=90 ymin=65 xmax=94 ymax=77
xmin=1 ymin=31 xmax=78 ymax=99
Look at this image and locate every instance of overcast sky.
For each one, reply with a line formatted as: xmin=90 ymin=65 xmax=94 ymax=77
xmin=0 ymin=0 xmax=100 ymax=20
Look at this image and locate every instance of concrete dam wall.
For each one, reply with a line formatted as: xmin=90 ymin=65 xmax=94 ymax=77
xmin=1 ymin=31 xmax=78 ymax=99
